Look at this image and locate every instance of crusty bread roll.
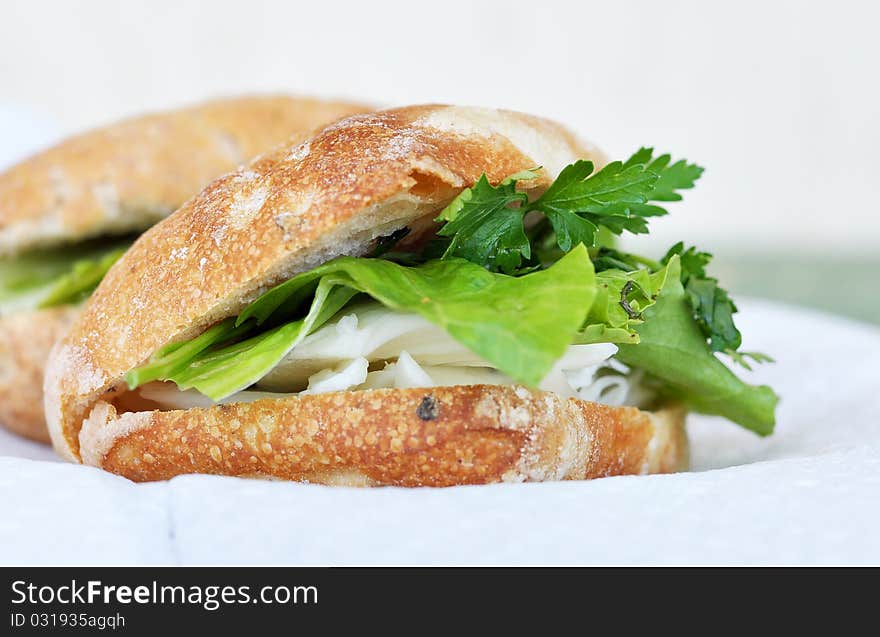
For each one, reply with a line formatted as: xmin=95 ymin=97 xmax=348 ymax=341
xmin=79 ymin=388 xmax=686 ymax=486
xmin=45 ymin=104 xmax=688 ymax=484
xmin=0 ymin=306 xmax=79 ymax=441
xmin=0 ymin=95 xmax=369 ymax=442
xmin=0 ymin=95 xmax=370 ymax=254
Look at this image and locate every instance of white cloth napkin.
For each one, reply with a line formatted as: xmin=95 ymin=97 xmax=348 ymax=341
xmin=2 ymin=299 xmax=879 ymax=565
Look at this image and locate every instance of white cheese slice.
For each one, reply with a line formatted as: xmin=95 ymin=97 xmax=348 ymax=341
xmin=257 ymin=302 xmax=490 ymax=391
xmin=140 ymin=301 xmax=638 ymax=411
xmin=360 ymin=353 xmax=512 ymax=391
xmin=302 ymin=357 xmax=369 ymax=394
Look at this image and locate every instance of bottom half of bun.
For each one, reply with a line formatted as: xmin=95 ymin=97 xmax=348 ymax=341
xmin=0 ymin=306 xmax=79 ymax=443
xmin=77 ymin=385 xmax=688 ymax=486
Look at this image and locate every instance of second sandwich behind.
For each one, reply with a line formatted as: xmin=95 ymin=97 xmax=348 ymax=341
xmin=0 ymin=95 xmax=368 ymax=441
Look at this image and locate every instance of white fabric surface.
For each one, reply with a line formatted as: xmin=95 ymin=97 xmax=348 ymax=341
xmin=1 ymin=299 xmax=878 ymax=565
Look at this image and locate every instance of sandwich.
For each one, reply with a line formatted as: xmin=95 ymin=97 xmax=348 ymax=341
xmin=45 ymin=105 xmax=779 ymax=486
xmin=0 ymin=95 xmax=368 ymax=441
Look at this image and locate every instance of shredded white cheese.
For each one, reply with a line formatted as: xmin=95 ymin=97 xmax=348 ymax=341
xmin=139 ymin=301 xmax=646 ymax=410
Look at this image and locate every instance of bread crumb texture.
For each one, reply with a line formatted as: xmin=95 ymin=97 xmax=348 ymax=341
xmin=79 ymin=385 xmax=687 ymax=486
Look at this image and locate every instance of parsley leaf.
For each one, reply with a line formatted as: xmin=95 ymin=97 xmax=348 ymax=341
xmin=726 ymin=350 xmax=776 ymax=372
xmin=543 ymin=210 xmax=599 ymax=253
xmin=591 ymin=247 xmax=660 ymax=273
xmin=434 ymin=150 xmax=703 ymax=273
xmin=622 ymin=147 xmax=704 ymax=203
xmin=534 ymin=149 xmax=703 ymax=250
xmin=643 ymin=152 xmax=705 ymax=202
xmin=616 ymin=255 xmax=778 ymax=435
xmin=535 ymin=159 xmax=659 ymax=216
xmin=436 ymin=173 xmax=531 ymax=274
xmin=594 ymin=242 xmax=768 ymax=370
xmin=532 ymin=159 xmax=659 ymax=248
xmin=661 ymin=242 xmax=742 ymax=353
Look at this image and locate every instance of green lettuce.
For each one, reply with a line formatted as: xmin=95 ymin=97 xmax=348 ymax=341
xmin=0 ymin=251 xmax=80 ymax=314
xmin=124 ymin=317 xmax=249 ymax=389
xmin=616 ymin=256 xmax=778 ymax=434
xmin=127 ymin=245 xmax=597 ymax=400
xmin=37 ymin=247 xmax=127 ymax=308
xmin=569 ymin=266 xmax=667 ymax=346
xmin=590 ymin=267 xmax=666 ymax=328
xmin=0 ymin=237 xmax=133 ymax=313
xmin=159 ymin=283 xmax=358 ymax=398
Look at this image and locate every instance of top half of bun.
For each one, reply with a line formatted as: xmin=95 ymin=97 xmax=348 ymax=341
xmin=45 ymin=104 xmax=605 ymax=460
xmin=0 ymin=95 xmax=370 ymax=255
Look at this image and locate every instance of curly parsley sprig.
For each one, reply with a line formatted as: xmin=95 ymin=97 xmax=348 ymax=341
xmin=429 ymin=150 xmax=766 ymax=368
xmin=592 ymin=243 xmax=771 ymax=368
xmin=435 ymin=148 xmax=703 ymax=274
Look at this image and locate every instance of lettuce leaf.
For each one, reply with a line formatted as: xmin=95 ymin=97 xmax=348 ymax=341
xmin=37 ymin=246 xmax=127 ymax=308
xmin=590 ymin=266 xmax=666 ymax=329
xmin=0 ymin=251 xmax=83 ymax=314
xmin=129 ymin=245 xmax=597 ymax=400
xmin=0 ymin=236 xmax=134 ymax=313
xmin=124 ymin=317 xmax=249 ymax=389
xmin=615 ymin=256 xmax=778 ymax=434
xmin=661 ymin=242 xmax=743 ymax=354
xmin=167 ymin=282 xmax=358 ymax=398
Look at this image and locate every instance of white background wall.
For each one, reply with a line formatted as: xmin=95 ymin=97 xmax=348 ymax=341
xmin=1 ymin=0 xmax=877 ymax=256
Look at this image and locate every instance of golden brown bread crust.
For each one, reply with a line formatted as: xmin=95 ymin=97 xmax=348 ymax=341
xmin=1 ymin=95 xmax=367 ymax=443
xmin=78 ymin=386 xmax=687 ymax=485
xmin=46 ymin=105 xmax=605 ymax=461
xmin=0 ymin=95 xmax=370 ymax=255
xmin=0 ymin=306 xmax=79 ymax=442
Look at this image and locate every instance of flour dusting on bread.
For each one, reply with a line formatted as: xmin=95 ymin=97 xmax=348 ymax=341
xmin=0 ymin=95 xmax=369 ymax=255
